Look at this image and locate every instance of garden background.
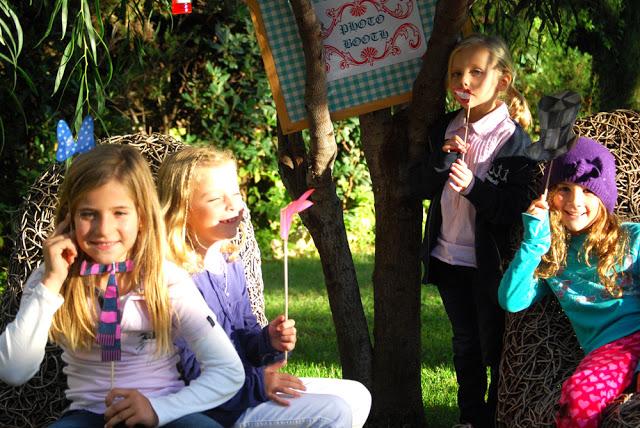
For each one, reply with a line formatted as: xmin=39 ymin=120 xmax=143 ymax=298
xmin=0 ymin=0 xmax=638 ymax=426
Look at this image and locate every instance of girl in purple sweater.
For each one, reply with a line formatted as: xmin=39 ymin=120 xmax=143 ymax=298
xmin=158 ymin=146 xmax=371 ymax=428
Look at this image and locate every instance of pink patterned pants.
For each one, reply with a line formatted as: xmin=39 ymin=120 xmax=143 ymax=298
xmin=556 ymin=330 xmax=640 ymax=428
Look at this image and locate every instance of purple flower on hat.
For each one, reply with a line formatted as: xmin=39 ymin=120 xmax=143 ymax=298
xmin=546 ymin=137 xmax=617 ymax=212
xmin=568 ymin=158 xmax=603 ymax=183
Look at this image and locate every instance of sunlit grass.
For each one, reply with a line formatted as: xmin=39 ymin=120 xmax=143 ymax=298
xmin=262 ymin=256 xmax=458 ymax=427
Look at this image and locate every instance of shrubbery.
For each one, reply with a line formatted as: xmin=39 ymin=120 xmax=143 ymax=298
xmin=0 ymin=1 xmax=598 ymax=276
xmin=0 ymin=2 xmax=375 ymax=268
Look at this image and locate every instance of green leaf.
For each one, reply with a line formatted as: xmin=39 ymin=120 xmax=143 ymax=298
xmin=0 ymin=50 xmax=12 ymax=64
xmin=95 ymin=77 xmax=105 ymax=113
xmin=0 ymin=15 xmax=16 ymax=55
xmin=74 ymin=83 xmax=85 ymax=129
xmin=61 ymin=0 xmax=68 ymax=39
xmin=7 ymin=5 xmax=23 ymax=55
xmin=0 ymin=2 xmax=22 ymax=58
xmin=93 ymin=0 xmax=105 ymax=35
xmin=92 ymin=22 xmax=112 ymax=84
xmin=38 ymin=0 xmax=63 ymax=44
xmin=53 ymin=39 xmax=74 ymax=94
xmin=82 ymin=0 xmax=97 ymax=64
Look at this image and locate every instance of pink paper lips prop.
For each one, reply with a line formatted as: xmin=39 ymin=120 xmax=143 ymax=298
xmin=454 ymin=88 xmax=472 ymax=106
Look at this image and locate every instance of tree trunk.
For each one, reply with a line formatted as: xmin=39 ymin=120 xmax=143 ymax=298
xmin=574 ymin=0 xmax=640 ymax=111
xmin=360 ymin=108 xmax=425 ymax=427
xmin=408 ymin=0 xmax=474 ymax=157
xmin=281 ymin=0 xmax=473 ymax=425
xmin=280 ymin=0 xmax=373 ymax=387
xmin=598 ymin=0 xmax=640 ymax=110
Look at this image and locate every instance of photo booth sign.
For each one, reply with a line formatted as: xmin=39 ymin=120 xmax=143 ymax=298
xmin=248 ymin=0 xmax=437 ymax=134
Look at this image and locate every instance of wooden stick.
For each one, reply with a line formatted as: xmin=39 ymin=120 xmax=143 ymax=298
xmin=544 ymin=159 xmax=554 ymax=196
xmin=110 ymin=361 xmax=115 ymax=390
xmin=283 ymin=238 xmax=289 ymax=360
xmin=284 ymin=238 xmax=289 ymax=321
xmin=461 ymin=106 xmax=470 ymax=163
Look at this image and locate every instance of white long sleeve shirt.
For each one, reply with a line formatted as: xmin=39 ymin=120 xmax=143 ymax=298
xmin=0 ymin=261 xmax=244 ymax=426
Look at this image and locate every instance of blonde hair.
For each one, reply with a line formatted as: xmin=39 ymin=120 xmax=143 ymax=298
xmin=50 ymin=144 xmax=172 ymax=354
xmin=157 ymin=146 xmax=239 ymax=273
xmin=535 ymin=187 xmax=629 ymax=297
xmin=448 ymin=33 xmax=532 ymax=129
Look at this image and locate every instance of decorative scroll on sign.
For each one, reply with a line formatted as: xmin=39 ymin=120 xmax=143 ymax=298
xmin=248 ymin=0 xmax=436 ymax=134
xmin=320 ymin=0 xmax=426 ymax=81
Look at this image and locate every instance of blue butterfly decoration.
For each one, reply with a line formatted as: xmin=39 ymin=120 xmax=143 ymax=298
xmin=55 ymin=116 xmax=95 ymax=162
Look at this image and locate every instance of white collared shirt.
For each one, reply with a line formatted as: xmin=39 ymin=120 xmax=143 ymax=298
xmin=431 ymin=103 xmax=516 ymax=268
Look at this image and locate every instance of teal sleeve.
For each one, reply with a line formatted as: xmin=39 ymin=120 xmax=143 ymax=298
xmin=498 ymin=212 xmax=552 ymax=312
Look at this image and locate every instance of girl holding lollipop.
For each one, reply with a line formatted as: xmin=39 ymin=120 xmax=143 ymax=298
xmin=409 ymin=33 xmax=537 ymax=427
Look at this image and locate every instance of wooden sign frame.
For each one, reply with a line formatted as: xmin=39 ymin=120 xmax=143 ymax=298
xmin=247 ymin=0 xmax=436 ymax=134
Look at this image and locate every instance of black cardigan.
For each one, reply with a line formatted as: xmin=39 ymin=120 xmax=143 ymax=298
xmin=411 ymin=111 xmax=539 ymax=294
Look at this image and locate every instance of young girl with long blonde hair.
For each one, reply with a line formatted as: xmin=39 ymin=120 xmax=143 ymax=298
xmin=0 ymin=144 xmax=243 ymax=427
xmin=499 ymin=137 xmax=640 ymax=428
xmin=410 ymin=33 xmax=538 ymax=427
xmin=158 ymin=146 xmax=371 ymax=428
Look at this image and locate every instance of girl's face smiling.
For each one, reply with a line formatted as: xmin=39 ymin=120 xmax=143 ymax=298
xmin=188 ymin=163 xmax=244 ymax=253
xmin=551 ymin=182 xmax=602 ymax=234
xmin=448 ymin=46 xmax=510 ymax=121
xmin=74 ymin=179 xmax=139 ymax=264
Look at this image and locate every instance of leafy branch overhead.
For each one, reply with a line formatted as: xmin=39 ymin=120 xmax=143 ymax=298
xmin=41 ymin=0 xmax=112 ymax=129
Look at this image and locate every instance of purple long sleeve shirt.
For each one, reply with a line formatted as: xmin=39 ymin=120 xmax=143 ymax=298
xmin=176 ymin=255 xmax=283 ymax=427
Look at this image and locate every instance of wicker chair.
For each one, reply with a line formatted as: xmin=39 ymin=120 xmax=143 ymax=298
xmin=497 ymin=110 xmax=640 ymax=427
xmin=0 ymin=133 xmax=267 ymax=427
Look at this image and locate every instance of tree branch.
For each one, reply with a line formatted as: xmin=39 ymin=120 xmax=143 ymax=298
xmin=407 ymin=0 xmax=474 ymax=160
xmin=289 ymin=0 xmax=336 ymax=182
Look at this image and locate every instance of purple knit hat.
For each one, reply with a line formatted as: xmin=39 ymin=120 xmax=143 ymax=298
xmin=546 ymin=137 xmax=617 ymax=212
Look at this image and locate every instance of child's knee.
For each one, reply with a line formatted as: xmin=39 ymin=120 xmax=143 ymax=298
xmin=326 ymin=395 xmax=352 ymax=428
xmin=344 ymin=380 xmax=372 ymax=427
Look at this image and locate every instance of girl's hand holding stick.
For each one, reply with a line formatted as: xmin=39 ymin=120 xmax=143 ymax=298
xmin=104 ymin=388 xmax=159 ymax=427
xmin=526 ymin=192 xmax=550 ymax=220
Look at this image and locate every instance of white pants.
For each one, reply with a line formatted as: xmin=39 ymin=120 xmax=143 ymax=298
xmin=233 ymin=377 xmax=371 ymax=428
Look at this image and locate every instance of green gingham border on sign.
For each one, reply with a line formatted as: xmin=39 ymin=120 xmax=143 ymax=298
xmin=259 ymin=0 xmax=437 ymax=124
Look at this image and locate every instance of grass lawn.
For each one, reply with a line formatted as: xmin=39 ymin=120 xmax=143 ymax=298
xmin=262 ymin=256 xmax=458 ymax=427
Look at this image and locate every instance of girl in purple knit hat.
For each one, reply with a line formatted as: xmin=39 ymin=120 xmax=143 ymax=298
xmin=499 ymin=137 xmax=640 ymax=428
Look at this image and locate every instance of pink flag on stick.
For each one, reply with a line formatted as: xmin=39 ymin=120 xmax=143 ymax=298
xmin=280 ymin=188 xmax=315 ymax=357
xmin=280 ymin=188 xmax=315 ymax=240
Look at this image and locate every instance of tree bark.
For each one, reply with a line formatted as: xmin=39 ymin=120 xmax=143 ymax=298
xmin=360 ymin=108 xmax=425 ymax=427
xmin=280 ymin=0 xmax=373 ymax=387
xmin=597 ymin=0 xmax=640 ymax=110
xmin=408 ymin=0 xmax=475 ymax=159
